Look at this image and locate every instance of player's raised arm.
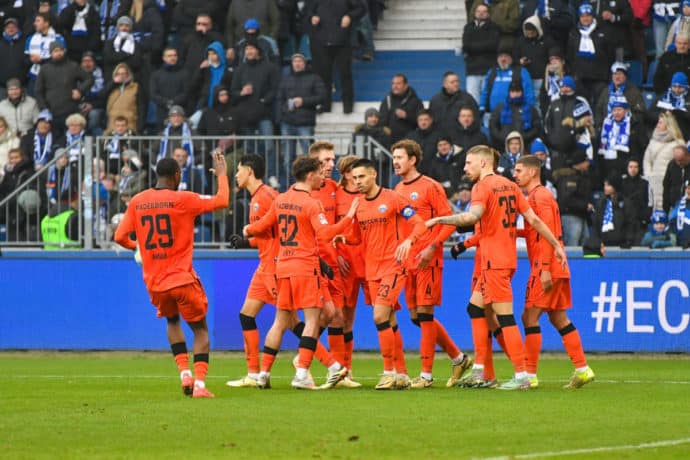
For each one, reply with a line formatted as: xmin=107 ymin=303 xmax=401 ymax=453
xmin=315 ymin=197 xmax=359 ymax=241
xmin=196 ymin=150 xmax=230 ymax=212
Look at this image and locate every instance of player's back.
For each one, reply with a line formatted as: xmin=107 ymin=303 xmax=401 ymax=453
xmin=274 ymin=186 xmax=322 ymax=278
xmin=473 ymin=174 xmax=528 ymax=270
xmin=128 ymin=188 xmax=202 ymax=292
xmin=250 ymin=184 xmax=280 ymax=273
xmin=356 ymin=188 xmax=413 ymax=280
xmin=526 ymin=185 xmax=569 ymax=278
xmin=395 ymin=174 xmax=451 ymax=266
xmin=311 ymin=178 xmax=339 ymax=264
xmin=336 ymin=186 xmax=365 ymax=279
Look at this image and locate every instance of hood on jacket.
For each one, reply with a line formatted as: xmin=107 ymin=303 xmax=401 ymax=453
xmin=523 ymin=15 xmax=543 ymax=40
xmin=207 ymin=41 xmax=227 ymax=68
xmin=213 ymin=84 xmax=231 ymax=107
xmin=505 ymin=130 xmax=525 ymax=154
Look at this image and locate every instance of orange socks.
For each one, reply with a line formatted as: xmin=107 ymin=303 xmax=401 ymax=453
xmin=418 ymin=314 xmax=436 ymax=374
xmin=483 ymin=332 xmax=496 ymax=381
xmin=297 ymin=336 xmax=317 ymax=369
xmin=496 ymin=315 xmax=526 ymax=373
xmin=328 ymin=327 xmax=346 ymax=368
xmin=239 ymin=314 xmax=260 ymax=374
xmin=344 ymin=331 xmax=354 ymax=370
xmin=261 ymin=346 xmax=278 ymax=373
xmin=376 ymin=321 xmax=395 ymax=371
xmin=435 ymin=319 xmax=461 ymax=359
xmin=171 ymin=341 xmax=189 ymax=373
xmin=524 ymin=326 xmax=542 ymax=374
xmin=467 ymin=303 xmax=489 ymax=369
xmin=393 ymin=325 xmax=407 ymax=375
xmin=193 ymin=354 xmax=209 ymax=382
xmin=559 ymin=323 xmax=588 ymax=368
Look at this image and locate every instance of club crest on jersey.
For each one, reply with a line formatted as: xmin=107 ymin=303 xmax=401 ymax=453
xmin=401 ymin=205 xmax=416 ymax=220
xmin=318 ymin=213 xmax=328 ymax=225
xmin=253 ymin=203 xmax=260 ymax=211
xmin=378 ymin=204 xmax=388 ymax=213
xmin=410 ymin=192 xmax=419 ymax=201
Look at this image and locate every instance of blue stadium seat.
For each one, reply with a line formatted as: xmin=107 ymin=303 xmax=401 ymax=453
xmin=626 ymin=60 xmax=643 ymax=87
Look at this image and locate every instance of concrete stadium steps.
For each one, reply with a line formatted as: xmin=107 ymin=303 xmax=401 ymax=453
xmin=315 ymin=102 xmax=378 ymax=138
xmin=374 ymin=0 xmax=465 ymax=51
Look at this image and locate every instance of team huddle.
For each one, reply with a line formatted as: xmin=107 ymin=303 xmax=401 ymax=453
xmin=115 ymin=140 xmax=595 ymax=398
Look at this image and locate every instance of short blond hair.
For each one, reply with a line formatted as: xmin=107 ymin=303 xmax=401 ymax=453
xmin=467 ymin=144 xmax=499 ymax=168
xmin=65 ymin=113 xmax=87 ymax=127
xmin=308 ymin=141 xmax=335 ymax=158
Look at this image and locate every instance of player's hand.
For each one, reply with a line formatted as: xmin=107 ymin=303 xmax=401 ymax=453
xmin=337 ymin=254 xmax=351 ymax=277
xmin=540 ymin=269 xmax=553 ymax=292
xmin=450 ymin=243 xmax=466 ymax=260
xmin=209 ymin=150 xmax=227 ymax=177
xmin=415 ymin=244 xmax=435 ymax=270
xmin=554 ymin=245 xmax=567 ymax=270
xmin=133 ymin=244 xmax=142 ymax=266
xmin=242 ymin=224 xmax=251 ymax=238
xmin=229 ymin=234 xmax=251 ymax=249
xmin=395 ymin=238 xmax=413 ymax=263
xmin=319 ymin=257 xmax=335 ymax=280
xmin=333 ymin=234 xmax=346 ymax=247
xmin=346 ymin=197 xmax=360 ymax=219
xmin=425 ymin=217 xmax=441 ymax=228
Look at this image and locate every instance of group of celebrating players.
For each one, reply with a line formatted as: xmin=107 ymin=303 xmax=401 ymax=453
xmin=115 ymin=139 xmax=595 ymax=398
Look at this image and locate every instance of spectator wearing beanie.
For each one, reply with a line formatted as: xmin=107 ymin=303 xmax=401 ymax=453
xmin=103 ymin=16 xmax=143 ymax=81
xmin=353 ymin=107 xmax=392 ymax=152
xmin=597 ymin=96 xmax=649 ymax=181
xmin=489 ymin=81 xmax=541 ymax=150
xmin=234 ymin=18 xmax=280 ymax=64
xmin=447 ymin=105 xmax=488 ymax=156
xmin=641 ymin=210 xmax=676 ymax=248
xmin=582 ymin=0 xmax=633 ymax=61
xmin=0 ymin=78 xmax=39 ymax=137
xmin=654 ymin=33 xmax=690 ymax=94
xmin=591 ymin=172 xmax=638 ymax=248
xmin=155 ymin=105 xmax=195 ymax=166
xmin=196 ymin=85 xmax=240 ymax=165
xmin=20 ymin=110 xmax=57 ymax=170
xmin=428 ymin=71 xmax=478 ymax=134
xmin=462 ymin=3 xmax=501 ymax=104
xmin=567 ymin=3 xmax=614 ymax=106
xmin=0 ymin=18 xmax=29 ymax=96
xmin=379 ymin=73 xmax=424 ymax=143
xmin=530 ymin=137 xmax=556 ymax=193
xmin=225 ymin=0 xmax=280 ymax=46
xmin=306 ymin=0 xmax=363 ymax=114
xmin=554 ymin=149 xmax=594 ymax=246
xmin=539 ymin=46 xmax=569 ymax=114
xmin=594 ymin=62 xmax=645 ymax=132
xmin=514 ymin=15 xmax=554 ymax=98
xmin=406 ymin=109 xmax=444 ymax=173
xmin=58 ymin=0 xmax=102 ymax=63
xmin=544 ymin=76 xmax=595 ymax=170
xmin=34 ymin=41 xmax=93 ymax=138
xmin=651 ymin=72 xmax=690 ymax=123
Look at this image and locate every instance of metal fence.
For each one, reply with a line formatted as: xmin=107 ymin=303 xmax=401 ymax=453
xmin=0 ymin=134 xmax=392 ymax=249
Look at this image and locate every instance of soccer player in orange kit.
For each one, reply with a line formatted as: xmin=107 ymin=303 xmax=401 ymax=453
xmin=426 ymin=145 xmax=566 ymax=390
xmin=114 ymin=151 xmax=229 ymax=398
xmin=513 ymin=155 xmax=594 ymax=389
xmin=391 ymin=140 xmax=473 ymax=388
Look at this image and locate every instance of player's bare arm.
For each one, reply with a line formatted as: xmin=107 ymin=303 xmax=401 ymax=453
xmin=426 ymin=204 xmax=485 ymax=228
xmin=522 ymin=208 xmax=567 ymax=269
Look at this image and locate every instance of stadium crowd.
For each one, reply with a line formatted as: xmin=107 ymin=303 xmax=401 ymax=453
xmin=0 ymin=0 xmax=689 ymax=250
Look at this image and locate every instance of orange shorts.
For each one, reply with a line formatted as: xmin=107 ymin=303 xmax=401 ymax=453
xmin=277 ymin=275 xmax=324 ymax=311
xmin=405 ymin=267 xmax=442 ymax=309
xmin=480 ymin=268 xmax=515 ymax=304
xmin=525 ymin=275 xmax=572 ymax=310
xmin=246 ymin=269 xmax=277 ymax=305
xmin=471 ymin=264 xmax=481 ymax=293
xmin=150 ymin=280 xmax=208 ymax=323
xmin=369 ymin=271 xmax=406 ymax=309
xmin=343 ymin=276 xmax=371 ymax=307
xmin=326 ymin=273 xmax=346 ymax=308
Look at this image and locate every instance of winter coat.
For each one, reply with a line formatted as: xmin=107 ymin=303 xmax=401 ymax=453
xmin=352 ymin=123 xmax=392 ymax=151
xmin=0 ymin=93 xmax=39 ymax=136
xmin=554 ymin=167 xmax=592 ymax=218
xmin=150 ymin=63 xmax=188 ymax=125
xmin=58 ymin=1 xmax=102 ymax=62
xmin=470 ymin=0 xmax=520 ymax=36
xmin=406 ymin=126 xmax=444 ymax=173
xmin=34 ymin=58 xmax=94 ymax=118
xmin=278 ymin=67 xmax=327 ymax=127
xmin=462 ymin=19 xmax=501 ymax=76
xmin=447 ymin=118 xmax=489 ymax=155
xmin=662 ymin=159 xmax=690 ymax=212
xmin=654 ymin=50 xmax=690 ymax=94
xmin=130 ymin=0 xmax=165 ymax=56
xmin=497 ymin=131 xmax=525 ymax=180
xmin=174 ymin=0 xmax=224 ymax=39
xmin=187 ymin=41 xmax=235 ymax=112
xmin=479 ymin=65 xmax=535 ymax=113
xmin=621 ymin=174 xmax=653 ymax=225
xmin=594 ymin=82 xmax=646 ymax=131
xmin=566 ymin=23 xmax=614 ymax=83
xmin=513 ymin=16 xmax=553 ymax=80
xmin=427 ymin=145 xmax=466 ymax=196
xmin=180 ymin=29 xmax=226 ymax=78
xmin=226 ymin=0 xmax=281 ymax=45
xmin=379 ymin=86 xmax=424 ymax=143
xmin=643 ymin=128 xmax=682 ymax=210
xmin=306 ymin=0 xmax=364 ymax=47
xmin=591 ymin=194 xmax=637 ymax=247
xmin=0 ymin=129 xmax=20 ymax=171
xmin=103 ymin=35 xmax=143 ymax=80
xmin=0 ymin=30 xmax=28 ymax=88
xmin=103 ymin=77 xmax=144 ymax=133
xmin=230 ymin=55 xmax=280 ymax=126
xmin=583 ymin=0 xmax=633 ymax=54
xmin=428 ymin=88 xmax=478 ymax=133
xmin=544 ymin=93 xmax=593 ymax=168
xmin=489 ymin=101 xmax=541 ymax=150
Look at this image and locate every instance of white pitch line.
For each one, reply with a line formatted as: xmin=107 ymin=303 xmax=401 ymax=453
xmin=479 ymin=437 xmax=690 ymax=460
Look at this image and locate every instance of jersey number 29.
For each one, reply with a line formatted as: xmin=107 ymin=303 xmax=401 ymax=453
xmin=141 ymin=214 xmax=174 ymax=249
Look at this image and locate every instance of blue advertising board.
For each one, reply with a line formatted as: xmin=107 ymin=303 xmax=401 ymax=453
xmin=1 ymin=250 xmax=688 ymax=352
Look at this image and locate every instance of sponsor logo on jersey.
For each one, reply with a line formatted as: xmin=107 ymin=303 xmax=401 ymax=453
xmin=253 ymin=203 xmax=260 ymax=211
xmin=410 ymin=192 xmax=419 ymax=201
xmin=318 ymin=213 xmax=328 ymax=225
xmin=378 ymin=204 xmax=388 ymax=213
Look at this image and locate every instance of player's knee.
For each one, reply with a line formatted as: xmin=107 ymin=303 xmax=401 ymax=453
xmin=496 ymin=314 xmax=517 ymax=328
xmin=239 ymin=313 xmax=257 ymax=331
xmin=466 ymin=303 xmax=484 ymax=319
xmin=549 ymin=312 xmax=570 ymax=330
xmin=166 ymin=315 xmax=181 ymax=325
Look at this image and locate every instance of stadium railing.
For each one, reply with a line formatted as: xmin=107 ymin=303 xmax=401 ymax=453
xmin=0 ymin=134 xmax=392 ymax=249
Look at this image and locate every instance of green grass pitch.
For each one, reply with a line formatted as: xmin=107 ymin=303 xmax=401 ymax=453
xmin=3 ymin=352 xmax=690 ymax=459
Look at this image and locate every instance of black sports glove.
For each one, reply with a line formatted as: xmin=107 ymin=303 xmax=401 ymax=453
xmin=319 ymin=257 xmax=334 ymax=280
xmin=229 ymin=234 xmax=251 ymax=249
xmin=450 ymin=243 xmax=467 ymax=260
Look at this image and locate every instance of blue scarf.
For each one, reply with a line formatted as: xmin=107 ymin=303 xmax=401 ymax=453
xmin=606 ymin=82 xmax=626 ymax=116
xmin=106 ymin=133 xmax=125 ymax=160
xmin=66 ymin=131 xmax=84 ymax=163
xmin=602 ymin=198 xmax=614 ymax=232
xmin=71 ymin=4 xmax=90 ymax=36
xmin=677 ymin=195 xmax=689 ymax=232
xmin=3 ymin=30 xmax=22 ymax=42
xmin=546 ymin=72 xmax=560 ymax=100
xmin=99 ymin=0 xmax=120 ymax=40
xmin=577 ymin=21 xmax=597 ymax=59
xmin=654 ymin=2 xmax=679 ymax=23
xmin=88 ymin=67 xmax=104 ymax=97
xmin=500 ymin=96 xmax=532 ymax=130
xmin=599 ymin=113 xmax=631 ymax=160
xmin=33 ymin=131 xmax=52 ymax=167
xmin=47 ymin=163 xmax=70 ymax=202
xmin=657 ymin=87 xmax=688 ymax=111
xmin=157 ymin=122 xmax=193 ymax=166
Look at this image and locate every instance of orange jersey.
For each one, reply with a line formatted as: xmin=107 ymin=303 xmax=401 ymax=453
xmin=350 ymin=187 xmax=426 ymax=280
xmin=311 ymin=177 xmax=339 ymax=265
xmin=472 ymin=174 xmax=530 ymax=270
xmin=395 ymin=174 xmax=454 ymax=268
xmin=114 ymin=176 xmax=230 ymax=292
xmin=249 ymin=183 xmax=280 ymax=274
xmin=335 ymin=186 xmax=366 ymax=279
xmin=246 ymin=185 xmax=353 ymax=279
xmin=524 ymin=185 xmax=570 ymax=279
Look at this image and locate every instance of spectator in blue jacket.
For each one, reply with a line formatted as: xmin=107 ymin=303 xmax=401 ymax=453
xmin=641 ymin=210 xmax=677 ymax=248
